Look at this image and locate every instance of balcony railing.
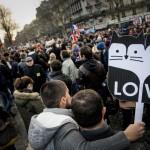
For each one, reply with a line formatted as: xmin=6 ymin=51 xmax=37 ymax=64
xmin=72 ymin=1 xmax=147 ymax=24
xmin=106 ymin=1 xmax=146 ymax=14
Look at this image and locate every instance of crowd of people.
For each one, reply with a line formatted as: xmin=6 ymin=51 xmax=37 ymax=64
xmin=0 ymin=22 xmax=150 ymax=150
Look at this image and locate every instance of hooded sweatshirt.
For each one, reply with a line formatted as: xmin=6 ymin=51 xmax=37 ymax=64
xmin=28 ymin=108 xmax=77 ymax=150
xmin=28 ymin=108 xmax=129 ymax=150
xmin=79 ymin=58 xmax=106 ymax=90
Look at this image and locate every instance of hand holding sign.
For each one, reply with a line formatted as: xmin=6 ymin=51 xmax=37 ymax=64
xmin=108 ymin=32 xmax=150 ymax=122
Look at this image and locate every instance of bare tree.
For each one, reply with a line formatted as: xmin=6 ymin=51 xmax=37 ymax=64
xmin=0 ymin=5 xmax=18 ymax=46
xmin=15 ymin=0 xmax=71 ymax=42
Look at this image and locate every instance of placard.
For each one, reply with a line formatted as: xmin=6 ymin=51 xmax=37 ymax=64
xmin=108 ymin=32 xmax=150 ymax=122
xmin=145 ymin=14 xmax=150 ymax=23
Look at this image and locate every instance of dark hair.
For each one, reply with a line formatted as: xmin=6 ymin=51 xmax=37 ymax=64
xmin=61 ymin=50 xmax=70 ymax=59
xmin=0 ymin=107 xmax=10 ymax=121
xmin=61 ymin=43 xmax=67 ymax=50
xmin=50 ymin=60 xmax=62 ymax=71
xmin=80 ymin=46 xmax=93 ymax=59
xmin=3 ymin=52 xmax=9 ymax=57
xmin=71 ymin=89 xmax=103 ymax=128
xmin=14 ymin=76 xmax=33 ymax=91
xmin=40 ymin=80 xmax=67 ymax=108
xmin=20 ymin=53 xmax=27 ymax=59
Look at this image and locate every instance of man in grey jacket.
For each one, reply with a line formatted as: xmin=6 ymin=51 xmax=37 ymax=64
xmin=28 ymin=80 xmax=145 ymax=150
xmin=71 ymin=89 xmax=150 ymax=150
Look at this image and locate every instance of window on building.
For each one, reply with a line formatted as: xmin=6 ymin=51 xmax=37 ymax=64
xmin=122 ymin=11 xmax=126 ymax=18
xmin=86 ymin=1 xmax=90 ymax=6
xmin=72 ymin=5 xmax=75 ymax=14
xmin=75 ymin=2 xmax=77 ymax=12
xmin=131 ymin=0 xmax=135 ymax=4
xmin=132 ymin=8 xmax=136 ymax=15
xmin=111 ymin=14 xmax=115 ymax=20
xmin=147 ymin=5 xmax=150 ymax=12
xmin=99 ymin=18 xmax=103 ymax=22
xmin=95 ymin=0 xmax=99 ymax=3
xmin=78 ymin=1 xmax=82 ymax=10
xmin=120 ymin=0 xmax=124 ymax=6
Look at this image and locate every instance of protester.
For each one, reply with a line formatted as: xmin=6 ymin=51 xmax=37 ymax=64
xmin=78 ymin=46 xmax=108 ymax=103
xmin=28 ymin=80 xmax=145 ymax=150
xmin=1 ymin=52 xmax=14 ymax=93
xmin=18 ymin=52 xmax=27 ymax=76
xmin=0 ymin=107 xmax=18 ymax=150
xmin=71 ymin=89 xmax=114 ymax=140
xmin=49 ymin=41 xmax=61 ymax=61
xmin=48 ymin=52 xmax=56 ymax=66
xmin=71 ymin=89 xmax=150 ymax=150
xmin=19 ymin=57 xmax=46 ymax=92
xmin=0 ymin=55 xmax=14 ymax=112
xmin=14 ymin=76 xmax=43 ymax=129
xmin=61 ymin=50 xmax=79 ymax=94
xmin=48 ymin=60 xmax=72 ymax=93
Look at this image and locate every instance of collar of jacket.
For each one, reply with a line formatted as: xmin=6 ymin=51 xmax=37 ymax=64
xmin=43 ymin=108 xmax=74 ymax=118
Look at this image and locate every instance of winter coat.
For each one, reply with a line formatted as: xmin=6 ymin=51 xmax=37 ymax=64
xmin=62 ymin=58 xmax=78 ymax=83
xmin=48 ymin=71 xmax=72 ymax=93
xmin=20 ymin=64 xmax=46 ymax=92
xmin=80 ymin=122 xmax=114 ymax=141
xmin=0 ymin=63 xmax=13 ymax=93
xmin=28 ymin=108 xmax=129 ymax=150
xmin=78 ymin=58 xmax=106 ymax=92
xmin=13 ymin=90 xmax=44 ymax=130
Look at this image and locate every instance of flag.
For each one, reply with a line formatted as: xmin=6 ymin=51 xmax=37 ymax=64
xmin=71 ymin=24 xmax=80 ymax=43
xmin=72 ymin=24 xmax=80 ymax=37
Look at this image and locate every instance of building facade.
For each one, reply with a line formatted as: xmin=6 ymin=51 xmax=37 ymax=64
xmin=69 ymin=0 xmax=150 ymax=30
xmin=15 ymin=0 xmax=150 ymax=42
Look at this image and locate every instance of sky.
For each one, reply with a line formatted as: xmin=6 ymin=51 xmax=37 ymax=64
xmin=0 ymin=0 xmax=43 ymax=40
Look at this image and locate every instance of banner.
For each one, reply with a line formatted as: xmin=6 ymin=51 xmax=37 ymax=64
xmin=108 ymin=32 xmax=150 ymax=122
xmin=132 ymin=16 xmax=142 ymax=25
xmin=145 ymin=14 xmax=150 ymax=23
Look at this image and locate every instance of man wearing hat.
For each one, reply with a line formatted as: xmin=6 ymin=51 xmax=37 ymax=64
xmin=19 ymin=57 xmax=46 ymax=92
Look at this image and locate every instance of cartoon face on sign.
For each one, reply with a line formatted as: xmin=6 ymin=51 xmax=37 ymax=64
xmin=109 ymin=32 xmax=145 ymax=77
xmin=109 ymin=33 xmax=145 ymax=60
xmin=108 ymin=32 xmax=150 ymax=103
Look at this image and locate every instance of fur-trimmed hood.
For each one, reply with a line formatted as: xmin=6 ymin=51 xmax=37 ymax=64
xmin=13 ymin=90 xmax=44 ymax=113
xmin=13 ymin=90 xmax=41 ymax=101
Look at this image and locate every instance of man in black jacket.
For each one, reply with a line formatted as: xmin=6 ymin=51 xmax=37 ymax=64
xmin=48 ymin=60 xmax=72 ymax=94
xmin=0 ymin=57 xmax=14 ymax=111
xmin=78 ymin=46 xmax=106 ymax=95
xmin=19 ymin=57 xmax=46 ymax=92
